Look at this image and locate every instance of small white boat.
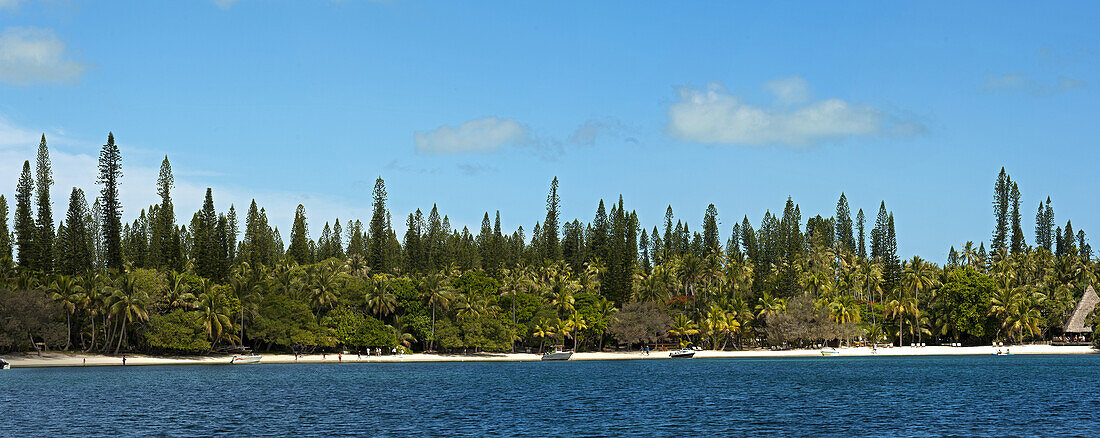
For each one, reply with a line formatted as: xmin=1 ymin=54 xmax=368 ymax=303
xmin=820 ymin=348 xmax=840 ymax=356
xmin=230 ymin=354 xmax=262 ymax=364
xmin=541 ymin=345 xmax=573 ymax=361
xmin=1 ymin=358 xmax=10 ymax=370
xmin=669 ymin=348 xmax=695 ymax=358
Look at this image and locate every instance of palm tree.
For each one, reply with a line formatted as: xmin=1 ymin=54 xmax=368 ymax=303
xmin=455 ymin=293 xmax=490 ymax=322
xmin=420 ymin=271 xmax=455 ymax=352
xmin=668 ymin=313 xmax=699 ymax=347
xmin=345 ymin=253 xmax=369 ymax=278
xmin=532 ymin=319 xmax=556 ymax=353
xmin=309 ymin=261 xmax=341 ymax=317
xmin=702 ymin=305 xmax=730 ymax=350
xmin=562 ymin=313 xmax=588 ymax=352
xmin=162 ymin=271 xmax=195 ymax=310
xmin=78 ymin=273 xmax=105 ymax=351
xmin=229 ymin=274 xmax=261 ymax=345
xmin=755 ymin=292 xmax=786 ymax=320
xmin=48 ymin=275 xmax=83 ymax=350
xmin=902 ymin=256 xmax=939 ymax=345
xmin=960 ymin=241 xmax=981 ymax=268
xmin=195 ymin=279 xmax=234 ymax=348
xmin=365 ymin=274 xmax=397 ymax=319
xmin=389 ymin=315 xmax=418 ymax=352
xmin=110 ymin=274 xmax=151 ymax=355
xmin=590 ymin=299 xmax=617 ymax=351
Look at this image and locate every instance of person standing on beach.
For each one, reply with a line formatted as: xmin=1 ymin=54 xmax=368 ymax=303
xmin=122 ymin=356 xmax=126 ymax=366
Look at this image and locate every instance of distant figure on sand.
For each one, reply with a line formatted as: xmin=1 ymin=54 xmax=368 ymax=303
xmin=122 ymin=356 xmax=126 ymax=366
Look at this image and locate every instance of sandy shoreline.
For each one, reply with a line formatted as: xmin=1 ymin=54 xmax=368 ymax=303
xmin=3 ymin=344 xmax=1094 ymax=368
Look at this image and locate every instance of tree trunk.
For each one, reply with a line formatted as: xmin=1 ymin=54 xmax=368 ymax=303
xmin=65 ymin=313 xmax=72 ymax=351
xmin=115 ymin=318 xmax=127 ymax=355
xmin=429 ymin=304 xmax=436 ymax=353
xmin=511 ymin=299 xmax=516 ymax=353
xmin=29 ymin=333 xmax=41 ymax=357
xmin=899 ymin=315 xmax=904 ymax=347
xmin=89 ymin=315 xmax=96 ymax=352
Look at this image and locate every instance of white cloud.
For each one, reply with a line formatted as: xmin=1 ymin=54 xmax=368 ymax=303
xmin=983 ymin=73 xmax=1085 ymax=96
xmin=414 ymin=117 xmax=529 ymax=154
xmin=0 ymin=0 xmax=21 ymax=9
xmin=667 ymin=81 xmax=914 ymax=146
xmin=764 ymin=76 xmax=811 ymax=106
xmin=0 ymin=27 xmax=88 ymax=85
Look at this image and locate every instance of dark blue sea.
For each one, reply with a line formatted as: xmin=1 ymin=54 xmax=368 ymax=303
xmin=2 ymin=355 xmax=1098 ymax=436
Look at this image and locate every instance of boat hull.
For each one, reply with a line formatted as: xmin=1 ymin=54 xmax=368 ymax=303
xmin=541 ymin=351 xmax=573 ymax=361
xmin=230 ymin=355 xmax=262 ymax=364
xmin=669 ymin=352 xmax=695 ymax=358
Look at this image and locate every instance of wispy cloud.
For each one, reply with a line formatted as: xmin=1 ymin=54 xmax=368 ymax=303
xmin=414 ymin=117 xmax=530 ymax=154
xmin=667 ymin=79 xmax=919 ymax=147
xmin=764 ymin=76 xmax=811 ymax=106
xmin=456 ymin=163 xmax=496 ymax=176
xmin=983 ymin=73 xmax=1085 ymax=96
xmin=568 ymin=117 xmax=632 ymax=146
xmin=0 ymin=26 xmax=88 ymax=85
xmin=0 ymin=0 xmax=21 ymax=9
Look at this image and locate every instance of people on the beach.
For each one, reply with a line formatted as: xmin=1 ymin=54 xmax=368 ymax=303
xmin=122 ymin=356 xmax=126 ymax=366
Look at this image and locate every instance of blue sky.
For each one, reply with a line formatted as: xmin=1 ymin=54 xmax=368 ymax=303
xmin=1 ymin=1 xmax=1098 ymax=262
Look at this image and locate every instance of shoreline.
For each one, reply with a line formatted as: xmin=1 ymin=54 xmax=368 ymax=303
xmin=3 ymin=344 xmax=1095 ymax=368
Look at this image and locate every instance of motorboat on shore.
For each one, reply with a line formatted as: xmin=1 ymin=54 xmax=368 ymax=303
xmin=541 ymin=345 xmax=573 ymax=361
xmin=1 ymin=358 xmax=10 ymax=370
xmin=669 ymin=348 xmax=695 ymax=358
xmin=230 ymin=354 xmax=262 ymax=364
xmin=820 ymin=348 xmax=840 ymax=356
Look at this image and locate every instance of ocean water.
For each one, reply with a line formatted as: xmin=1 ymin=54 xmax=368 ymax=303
xmin=1 ymin=355 xmax=1097 ymax=436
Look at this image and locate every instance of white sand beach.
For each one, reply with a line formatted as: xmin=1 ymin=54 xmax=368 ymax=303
xmin=2 ymin=344 xmax=1093 ymax=368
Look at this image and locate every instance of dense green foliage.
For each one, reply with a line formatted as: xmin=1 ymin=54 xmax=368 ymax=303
xmin=0 ymin=136 xmax=1095 ymax=355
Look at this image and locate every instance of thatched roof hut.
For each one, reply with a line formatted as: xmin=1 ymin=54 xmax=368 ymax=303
xmin=1063 ymin=285 xmax=1100 ymax=334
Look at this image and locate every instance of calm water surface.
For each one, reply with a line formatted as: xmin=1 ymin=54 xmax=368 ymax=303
xmin=2 ymin=355 xmax=1097 ymax=436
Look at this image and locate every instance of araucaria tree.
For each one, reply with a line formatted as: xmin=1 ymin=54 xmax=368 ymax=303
xmin=14 ymin=161 xmax=36 ymax=269
xmin=35 ymin=134 xmax=54 ymax=272
xmin=97 ymin=132 xmax=124 ymax=270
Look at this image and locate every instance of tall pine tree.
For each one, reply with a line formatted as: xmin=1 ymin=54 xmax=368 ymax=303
xmin=542 ymin=176 xmax=561 ymax=262
xmin=0 ymin=195 xmax=11 ymax=269
xmin=1009 ymin=181 xmax=1025 ymax=254
xmin=60 ymin=188 xmax=94 ymax=275
xmin=14 ymin=161 xmax=36 ymax=269
xmin=97 ymin=132 xmax=124 ymax=270
xmin=368 ymin=177 xmax=388 ymax=272
xmin=835 ymin=193 xmax=855 ymax=254
xmin=35 ymin=134 xmax=54 ymax=272
xmin=286 ymin=204 xmax=311 ymax=265
xmin=856 ymin=208 xmax=866 ymax=258
xmin=991 ymin=167 xmax=1009 ymax=258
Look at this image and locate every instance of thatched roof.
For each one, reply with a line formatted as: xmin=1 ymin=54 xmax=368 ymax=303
xmin=1063 ymin=285 xmax=1100 ymax=333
